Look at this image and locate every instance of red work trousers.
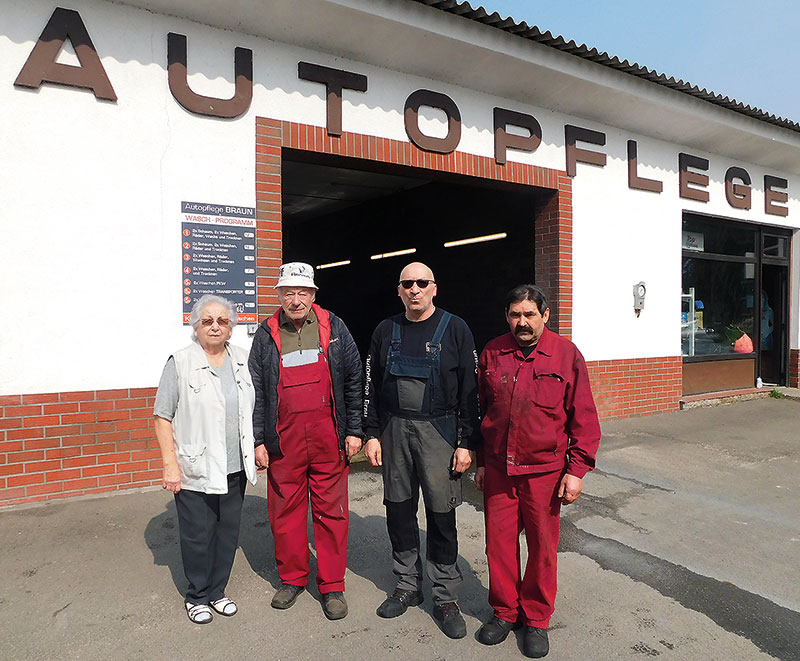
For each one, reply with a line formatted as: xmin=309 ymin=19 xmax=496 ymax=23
xmin=268 ymin=358 xmax=349 ymax=594
xmin=483 ymin=453 xmax=563 ymax=627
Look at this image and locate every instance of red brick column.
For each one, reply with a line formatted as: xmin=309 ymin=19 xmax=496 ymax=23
xmin=534 ymin=177 xmax=572 ymax=337
xmin=255 ymin=118 xmax=283 ymax=319
xmin=790 ymin=349 xmax=800 ymax=388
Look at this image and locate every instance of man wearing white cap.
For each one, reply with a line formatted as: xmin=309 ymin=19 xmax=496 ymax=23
xmin=249 ymin=262 xmax=363 ymax=620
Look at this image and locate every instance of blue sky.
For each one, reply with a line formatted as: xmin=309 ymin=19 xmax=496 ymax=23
xmin=474 ymin=0 xmax=800 ymax=122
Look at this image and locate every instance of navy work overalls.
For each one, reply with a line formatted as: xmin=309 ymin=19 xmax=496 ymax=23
xmin=380 ymin=311 xmax=463 ymax=603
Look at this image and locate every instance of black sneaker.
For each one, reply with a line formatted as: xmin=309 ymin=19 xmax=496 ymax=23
xmin=321 ymin=591 xmax=348 ymax=620
xmin=432 ymin=601 xmax=467 ymax=639
xmin=523 ymin=626 xmax=549 ymax=658
xmin=477 ymin=614 xmax=520 ymax=645
xmin=270 ymin=583 xmax=305 ymax=610
xmin=376 ymin=587 xmax=424 ymax=618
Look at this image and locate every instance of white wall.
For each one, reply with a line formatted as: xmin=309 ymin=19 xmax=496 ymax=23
xmin=1 ymin=0 xmax=798 ymax=394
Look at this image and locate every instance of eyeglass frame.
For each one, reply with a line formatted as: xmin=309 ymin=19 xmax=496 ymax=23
xmin=199 ymin=317 xmax=231 ymax=327
xmin=399 ymin=279 xmax=435 ymax=290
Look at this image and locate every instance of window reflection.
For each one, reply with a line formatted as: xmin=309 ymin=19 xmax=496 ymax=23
xmin=682 ymin=258 xmax=755 ymax=356
xmin=682 ymin=217 xmax=755 ymax=257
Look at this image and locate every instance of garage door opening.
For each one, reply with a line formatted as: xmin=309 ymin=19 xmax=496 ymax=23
xmin=281 ymin=150 xmax=546 ymax=355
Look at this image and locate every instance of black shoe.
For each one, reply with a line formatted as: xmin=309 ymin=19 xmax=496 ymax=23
xmin=477 ymin=615 xmax=520 ymax=645
xmin=271 ymin=583 xmax=305 ymax=610
xmin=432 ymin=601 xmax=467 ymax=639
xmin=376 ymin=587 xmax=424 ymax=618
xmin=523 ymin=626 xmax=549 ymax=658
xmin=321 ymin=591 xmax=348 ymax=620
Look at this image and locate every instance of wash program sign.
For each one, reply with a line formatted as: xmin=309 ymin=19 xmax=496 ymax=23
xmin=181 ymin=202 xmax=257 ymax=323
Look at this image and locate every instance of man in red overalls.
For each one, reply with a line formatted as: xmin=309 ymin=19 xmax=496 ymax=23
xmin=249 ymin=262 xmax=363 ymax=620
xmin=476 ymin=284 xmax=600 ymax=658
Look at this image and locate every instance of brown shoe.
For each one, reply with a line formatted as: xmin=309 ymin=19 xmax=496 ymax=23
xmin=321 ymin=591 xmax=348 ymax=620
xmin=271 ymin=583 xmax=305 ymax=610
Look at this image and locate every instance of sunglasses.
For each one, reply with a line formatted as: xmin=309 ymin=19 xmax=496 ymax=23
xmin=200 ymin=317 xmax=230 ymax=327
xmin=399 ymin=279 xmax=435 ymax=290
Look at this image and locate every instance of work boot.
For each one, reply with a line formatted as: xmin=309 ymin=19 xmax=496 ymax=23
xmin=270 ymin=583 xmax=305 ymax=610
xmin=432 ymin=601 xmax=467 ymax=639
xmin=321 ymin=591 xmax=348 ymax=620
xmin=376 ymin=587 xmax=424 ymax=618
xmin=477 ymin=614 xmax=520 ymax=645
xmin=522 ymin=626 xmax=549 ymax=658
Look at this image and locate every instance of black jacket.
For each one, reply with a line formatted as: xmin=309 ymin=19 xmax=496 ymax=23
xmin=248 ymin=304 xmax=363 ymax=455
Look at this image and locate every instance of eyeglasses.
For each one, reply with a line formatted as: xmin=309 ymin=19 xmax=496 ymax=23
xmin=200 ymin=317 xmax=230 ymax=327
xmin=399 ymin=279 xmax=435 ymax=290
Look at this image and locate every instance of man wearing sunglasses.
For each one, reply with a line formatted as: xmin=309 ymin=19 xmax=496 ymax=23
xmin=249 ymin=262 xmax=363 ymax=621
xmin=363 ymin=262 xmax=480 ymax=640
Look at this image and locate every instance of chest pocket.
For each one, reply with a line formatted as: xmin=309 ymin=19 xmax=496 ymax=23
xmin=280 ymin=360 xmax=327 ymax=413
xmin=532 ymin=372 xmax=566 ymax=409
xmin=389 ymin=356 xmax=433 ymax=412
xmin=187 ymin=368 xmax=212 ymax=395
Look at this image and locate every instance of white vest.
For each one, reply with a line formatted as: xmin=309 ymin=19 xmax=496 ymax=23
xmin=171 ymin=342 xmax=257 ymax=493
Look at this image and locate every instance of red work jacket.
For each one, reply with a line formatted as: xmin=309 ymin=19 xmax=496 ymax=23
xmin=478 ymin=327 xmax=600 ymax=477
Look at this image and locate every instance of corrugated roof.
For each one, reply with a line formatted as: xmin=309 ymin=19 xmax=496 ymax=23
xmin=413 ymin=0 xmax=800 ymax=133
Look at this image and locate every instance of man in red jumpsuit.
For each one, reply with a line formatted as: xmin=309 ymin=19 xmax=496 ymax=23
xmin=249 ymin=262 xmax=363 ymax=620
xmin=475 ymin=284 xmax=600 ymax=658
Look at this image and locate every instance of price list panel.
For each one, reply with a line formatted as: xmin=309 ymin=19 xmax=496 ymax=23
xmin=180 ymin=201 xmax=257 ymax=323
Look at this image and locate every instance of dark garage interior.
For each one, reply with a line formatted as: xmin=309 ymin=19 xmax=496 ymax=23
xmin=280 ymin=150 xmax=545 ymax=355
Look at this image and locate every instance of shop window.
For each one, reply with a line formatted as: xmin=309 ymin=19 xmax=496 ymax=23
xmin=764 ymin=234 xmax=788 ymax=259
xmin=681 ymin=258 xmax=755 ymax=357
xmin=682 ymin=213 xmax=791 ymax=390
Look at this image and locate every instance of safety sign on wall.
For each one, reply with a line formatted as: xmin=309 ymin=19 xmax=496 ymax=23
xmin=181 ymin=201 xmax=257 ymax=323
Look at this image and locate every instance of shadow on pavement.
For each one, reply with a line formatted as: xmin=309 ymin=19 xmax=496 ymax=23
xmin=144 ymin=483 xmax=488 ymax=616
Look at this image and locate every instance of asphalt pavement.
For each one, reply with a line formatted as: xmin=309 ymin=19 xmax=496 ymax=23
xmin=1 ymin=397 xmax=798 ymax=660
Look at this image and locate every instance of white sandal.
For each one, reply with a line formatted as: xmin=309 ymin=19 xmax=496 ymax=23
xmin=210 ymin=597 xmax=238 ymax=617
xmin=185 ymin=602 xmax=213 ymax=624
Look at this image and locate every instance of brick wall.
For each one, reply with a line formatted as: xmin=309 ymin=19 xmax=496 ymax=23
xmin=587 ymin=356 xmax=683 ymax=419
xmin=0 ymin=389 xmax=161 ymax=508
xmin=790 ymin=349 xmax=799 ymax=388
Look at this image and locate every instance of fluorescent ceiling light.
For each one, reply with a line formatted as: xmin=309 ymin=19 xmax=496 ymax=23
xmin=443 ymin=232 xmax=507 ymax=248
xmin=370 ymin=248 xmax=417 ymax=260
xmin=317 ymin=260 xmax=351 ymax=270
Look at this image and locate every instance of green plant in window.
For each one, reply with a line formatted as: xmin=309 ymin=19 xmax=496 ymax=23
xmin=723 ymin=325 xmax=745 ymax=344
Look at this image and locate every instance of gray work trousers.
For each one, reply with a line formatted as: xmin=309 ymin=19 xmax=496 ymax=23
xmin=381 ymin=415 xmax=463 ymax=603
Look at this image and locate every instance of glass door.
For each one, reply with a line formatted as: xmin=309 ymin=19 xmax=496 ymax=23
xmin=759 ymin=233 xmax=790 ymax=385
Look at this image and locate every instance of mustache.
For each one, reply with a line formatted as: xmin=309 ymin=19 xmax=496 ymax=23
xmin=514 ymin=326 xmax=532 ymax=334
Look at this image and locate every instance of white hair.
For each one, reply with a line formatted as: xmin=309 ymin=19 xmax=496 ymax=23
xmin=189 ymin=294 xmax=238 ymax=342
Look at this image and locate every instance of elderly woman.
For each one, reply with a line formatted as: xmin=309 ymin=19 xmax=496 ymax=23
xmin=154 ymin=294 xmax=258 ymax=624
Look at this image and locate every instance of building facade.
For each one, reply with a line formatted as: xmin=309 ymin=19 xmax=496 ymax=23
xmin=1 ymin=0 xmax=798 ymax=507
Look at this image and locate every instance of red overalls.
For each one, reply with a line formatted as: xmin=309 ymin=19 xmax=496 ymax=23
xmin=478 ymin=329 xmax=600 ymax=628
xmin=266 ymin=315 xmax=349 ymax=594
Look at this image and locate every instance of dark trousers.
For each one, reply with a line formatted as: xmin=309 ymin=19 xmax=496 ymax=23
xmin=174 ymin=471 xmax=246 ymax=604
